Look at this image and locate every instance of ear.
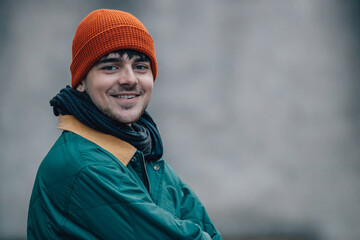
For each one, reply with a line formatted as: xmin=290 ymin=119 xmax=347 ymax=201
xmin=76 ymin=80 xmax=86 ymax=92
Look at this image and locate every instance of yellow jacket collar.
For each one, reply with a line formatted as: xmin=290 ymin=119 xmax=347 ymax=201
xmin=57 ymin=115 xmax=137 ymax=166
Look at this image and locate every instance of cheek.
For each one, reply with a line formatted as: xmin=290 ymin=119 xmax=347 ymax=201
xmin=145 ymin=84 xmax=153 ymax=101
xmin=87 ymin=76 xmax=112 ymax=96
xmin=85 ymin=82 xmax=110 ymax=106
xmin=143 ymin=78 xmax=154 ymax=94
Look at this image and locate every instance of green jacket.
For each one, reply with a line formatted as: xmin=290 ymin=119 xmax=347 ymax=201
xmin=27 ymin=115 xmax=222 ymax=239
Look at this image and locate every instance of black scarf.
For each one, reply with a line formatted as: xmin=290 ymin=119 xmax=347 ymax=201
xmin=50 ymin=86 xmax=163 ymax=161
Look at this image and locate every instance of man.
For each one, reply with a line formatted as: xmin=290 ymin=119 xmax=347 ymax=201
xmin=27 ymin=9 xmax=222 ymax=240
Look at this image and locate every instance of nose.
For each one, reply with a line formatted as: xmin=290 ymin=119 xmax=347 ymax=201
xmin=118 ymin=65 xmax=137 ymax=86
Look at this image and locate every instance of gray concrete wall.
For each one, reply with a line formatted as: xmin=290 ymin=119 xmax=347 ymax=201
xmin=0 ymin=0 xmax=359 ymax=239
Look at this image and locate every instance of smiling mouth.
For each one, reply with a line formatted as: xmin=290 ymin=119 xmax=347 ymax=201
xmin=110 ymin=92 xmax=141 ymax=100
xmin=114 ymin=95 xmax=136 ymax=99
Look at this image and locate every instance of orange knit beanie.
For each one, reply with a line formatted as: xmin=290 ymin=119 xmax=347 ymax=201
xmin=70 ymin=9 xmax=157 ymax=88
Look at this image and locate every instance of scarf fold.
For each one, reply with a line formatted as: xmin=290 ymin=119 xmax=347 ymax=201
xmin=50 ymin=86 xmax=163 ymax=161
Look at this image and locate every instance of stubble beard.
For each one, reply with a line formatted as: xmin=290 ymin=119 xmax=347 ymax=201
xmin=100 ymin=103 xmax=148 ymax=125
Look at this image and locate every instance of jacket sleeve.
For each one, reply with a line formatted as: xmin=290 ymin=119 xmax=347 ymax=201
xmin=178 ymin=179 xmax=223 ymax=240
xmin=65 ymin=163 xmax=214 ymax=240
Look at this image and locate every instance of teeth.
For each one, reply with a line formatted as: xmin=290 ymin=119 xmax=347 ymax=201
xmin=116 ymin=95 xmax=135 ymax=99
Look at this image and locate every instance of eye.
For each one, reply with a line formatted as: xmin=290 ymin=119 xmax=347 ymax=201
xmin=134 ymin=63 xmax=150 ymax=72
xmin=101 ymin=65 xmax=118 ymax=71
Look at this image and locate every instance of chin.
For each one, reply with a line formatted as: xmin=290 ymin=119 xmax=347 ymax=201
xmin=112 ymin=111 xmax=144 ymax=125
xmin=100 ymin=104 xmax=147 ymax=125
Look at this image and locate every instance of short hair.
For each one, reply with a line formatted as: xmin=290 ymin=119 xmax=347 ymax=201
xmin=95 ymin=49 xmax=151 ymax=65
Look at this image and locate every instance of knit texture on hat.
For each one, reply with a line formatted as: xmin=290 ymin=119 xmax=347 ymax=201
xmin=70 ymin=9 xmax=157 ymax=88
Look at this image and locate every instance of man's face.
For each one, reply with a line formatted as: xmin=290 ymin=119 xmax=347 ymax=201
xmin=77 ymin=51 xmax=153 ymax=124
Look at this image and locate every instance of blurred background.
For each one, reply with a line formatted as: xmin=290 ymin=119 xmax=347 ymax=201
xmin=0 ymin=0 xmax=359 ymax=239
